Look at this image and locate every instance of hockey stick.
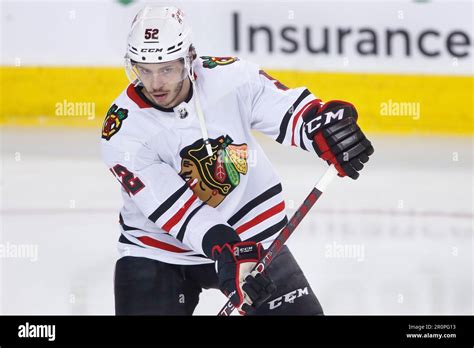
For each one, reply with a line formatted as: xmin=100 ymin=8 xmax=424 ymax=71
xmin=217 ymin=164 xmax=339 ymax=316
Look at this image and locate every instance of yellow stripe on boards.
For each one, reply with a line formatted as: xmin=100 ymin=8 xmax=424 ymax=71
xmin=1 ymin=66 xmax=472 ymax=134
xmin=0 ymin=67 xmax=129 ymax=128
xmin=266 ymin=70 xmax=474 ymax=135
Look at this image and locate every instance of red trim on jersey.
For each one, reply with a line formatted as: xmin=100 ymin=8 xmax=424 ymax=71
xmin=137 ymin=236 xmax=190 ymax=253
xmin=291 ymin=99 xmax=321 ymax=146
xmin=126 ymin=84 xmax=152 ymax=109
xmin=235 ymin=201 xmax=285 ymax=235
xmin=162 ymin=194 xmax=198 ymax=232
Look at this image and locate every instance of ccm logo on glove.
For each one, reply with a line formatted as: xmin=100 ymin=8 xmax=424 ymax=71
xmin=304 ymin=107 xmax=345 ymax=133
xmin=303 ymin=100 xmax=374 ymax=180
xmin=212 ymin=241 xmax=276 ymax=314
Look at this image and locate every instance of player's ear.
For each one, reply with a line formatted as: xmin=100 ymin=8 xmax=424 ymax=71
xmin=188 ymin=45 xmax=197 ymax=62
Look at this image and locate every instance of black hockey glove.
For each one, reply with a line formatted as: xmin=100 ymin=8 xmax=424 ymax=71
xmin=303 ymin=100 xmax=374 ymax=179
xmin=212 ymin=241 xmax=276 ymax=314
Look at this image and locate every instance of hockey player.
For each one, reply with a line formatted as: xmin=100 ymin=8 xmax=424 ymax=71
xmin=101 ymin=6 xmax=374 ymax=315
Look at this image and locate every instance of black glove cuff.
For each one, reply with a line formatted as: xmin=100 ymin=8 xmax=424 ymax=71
xmin=202 ymin=224 xmax=240 ymax=260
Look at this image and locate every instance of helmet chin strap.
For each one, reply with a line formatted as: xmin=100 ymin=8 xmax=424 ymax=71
xmin=187 ymin=59 xmax=213 ymax=157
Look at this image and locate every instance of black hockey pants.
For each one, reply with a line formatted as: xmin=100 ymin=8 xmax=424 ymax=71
xmin=114 ymin=245 xmax=323 ymax=315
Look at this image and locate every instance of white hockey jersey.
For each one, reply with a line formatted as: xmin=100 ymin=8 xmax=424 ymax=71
xmin=101 ymin=56 xmax=319 ymax=265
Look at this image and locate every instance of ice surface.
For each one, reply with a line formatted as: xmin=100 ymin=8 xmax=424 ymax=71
xmin=0 ymin=128 xmax=472 ymax=315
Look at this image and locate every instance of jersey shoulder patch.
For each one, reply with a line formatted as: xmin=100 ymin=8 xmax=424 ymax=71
xmin=200 ymin=56 xmax=239 ymax=69
xmin=102 ymin=104 xmax=129 ymax=141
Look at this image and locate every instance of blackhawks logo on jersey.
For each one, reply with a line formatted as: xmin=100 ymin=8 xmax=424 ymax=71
xmin=201 ymin=56 xmax=239 ymax=69
xmin=179 ymin=135 xmax=248 ymax=207
xmin=102 ymin=104 xmax=128 ymax=141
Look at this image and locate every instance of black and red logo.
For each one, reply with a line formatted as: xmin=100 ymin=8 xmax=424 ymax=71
xmin=102 ymin=104 xmax=128 ymax=141
xmin=179 ymin=135 xmax=248 ymax=207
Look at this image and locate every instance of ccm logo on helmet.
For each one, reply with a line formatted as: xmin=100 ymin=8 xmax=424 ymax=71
xmin=305 ymin=108 xmax=345 ymax=133
xmin=140 ymin=48 xmax=164 ymax=53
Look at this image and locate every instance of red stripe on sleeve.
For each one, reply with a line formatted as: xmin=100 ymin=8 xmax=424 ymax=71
xmin=235 ymin=201 xmax=286 ymax=235
xmin=291 ymin=99 xmax=321 ymax=146
xmin=162 ymin=194 xmax=198 ymax=232
xmin=137 ymin=236 xmax=190 ymax=253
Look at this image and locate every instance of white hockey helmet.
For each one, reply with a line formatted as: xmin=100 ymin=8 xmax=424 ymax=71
xmin=125 ymin=6 xmax=194 ymax=83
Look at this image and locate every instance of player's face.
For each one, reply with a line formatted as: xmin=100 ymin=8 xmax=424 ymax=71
xmin=134 ymin=60 xmax=189 ymax=108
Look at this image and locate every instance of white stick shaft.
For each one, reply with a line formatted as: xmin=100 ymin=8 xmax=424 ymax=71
xmin=315 ymin=164 xmax=338 ymax=192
